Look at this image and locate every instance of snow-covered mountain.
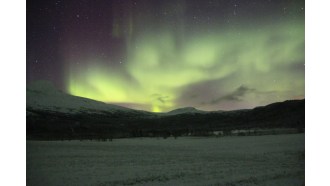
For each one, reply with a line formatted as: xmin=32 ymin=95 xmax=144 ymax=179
xmin=26 ymin=82 xmax=305 ymax=140
xmin=165 ymin=107 xmax=206 ymax=115
xmin=27 ymin=80 xmax=143 ymax=115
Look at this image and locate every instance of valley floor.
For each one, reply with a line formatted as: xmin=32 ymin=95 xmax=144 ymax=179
xmin=27 ymin=134 xmax=304 ymax=186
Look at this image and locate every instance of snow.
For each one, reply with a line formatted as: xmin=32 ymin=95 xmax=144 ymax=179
xmin=27 ymin=80 xmax=136 ymax=114
xmin=164 ymin=107 xmax=206 ymax=115
xmin=27 ymin=134 xmax=304 ymax=186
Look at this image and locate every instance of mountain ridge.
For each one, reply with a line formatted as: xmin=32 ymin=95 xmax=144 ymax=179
xmin=27 ymin=80 xmax=150 ymax=115
xmin=26 ymin=81 xmax=305 ymax=140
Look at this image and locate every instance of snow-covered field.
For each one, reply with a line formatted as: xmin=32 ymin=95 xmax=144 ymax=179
xmin=27 ymin=134 xmax=304 ymax=186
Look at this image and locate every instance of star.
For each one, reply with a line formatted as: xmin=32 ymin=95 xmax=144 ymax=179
xmin=27 ymin=0 xmax=305 ymax=112
xmin=283 ymin=7 xmax=287 ymax=13
xmin=233 ymin=4 xmax=238 ymax=16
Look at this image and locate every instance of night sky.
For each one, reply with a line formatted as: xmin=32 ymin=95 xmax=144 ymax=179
xmin=27 ymin=0 xmax=305 ymax=112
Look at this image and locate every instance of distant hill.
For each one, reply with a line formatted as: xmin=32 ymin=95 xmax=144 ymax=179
xmin=164 ymin=107 xmax=206 ymax=115
xmin=27 ymin=81 xmax=305 ymax=140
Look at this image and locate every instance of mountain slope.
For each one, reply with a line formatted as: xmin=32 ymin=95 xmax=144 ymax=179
xmin=27 ymin=80 xmax=145 ymax=115
xmin=165 ymin=107 xmax=206 ymax=115
xmin=26 ymin=81 xmax=305 ymax=140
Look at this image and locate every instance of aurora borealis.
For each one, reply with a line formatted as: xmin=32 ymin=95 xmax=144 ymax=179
xmin=27 ymin=0 xmax=305 ymax=112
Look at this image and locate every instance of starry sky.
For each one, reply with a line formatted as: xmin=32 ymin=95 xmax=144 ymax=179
xmin=27 ymin=0 xmax=305 ymax=112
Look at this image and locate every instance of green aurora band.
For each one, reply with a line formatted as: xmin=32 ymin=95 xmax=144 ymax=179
xmin=66 ymin=21 xmax=304 ymax=112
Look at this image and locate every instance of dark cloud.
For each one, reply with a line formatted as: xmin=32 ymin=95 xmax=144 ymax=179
xmin=151 ymin=93 xmax=170 ymax=104
xmin=288 ymin=61 xmax=305 ymax=73
xmin=157 ymin=96 xmax=170 ymax=104
xmin=210 ymin=85 xmax=255 ymax=104
xmin=175 ymin=77 xmax=228 ymax=107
